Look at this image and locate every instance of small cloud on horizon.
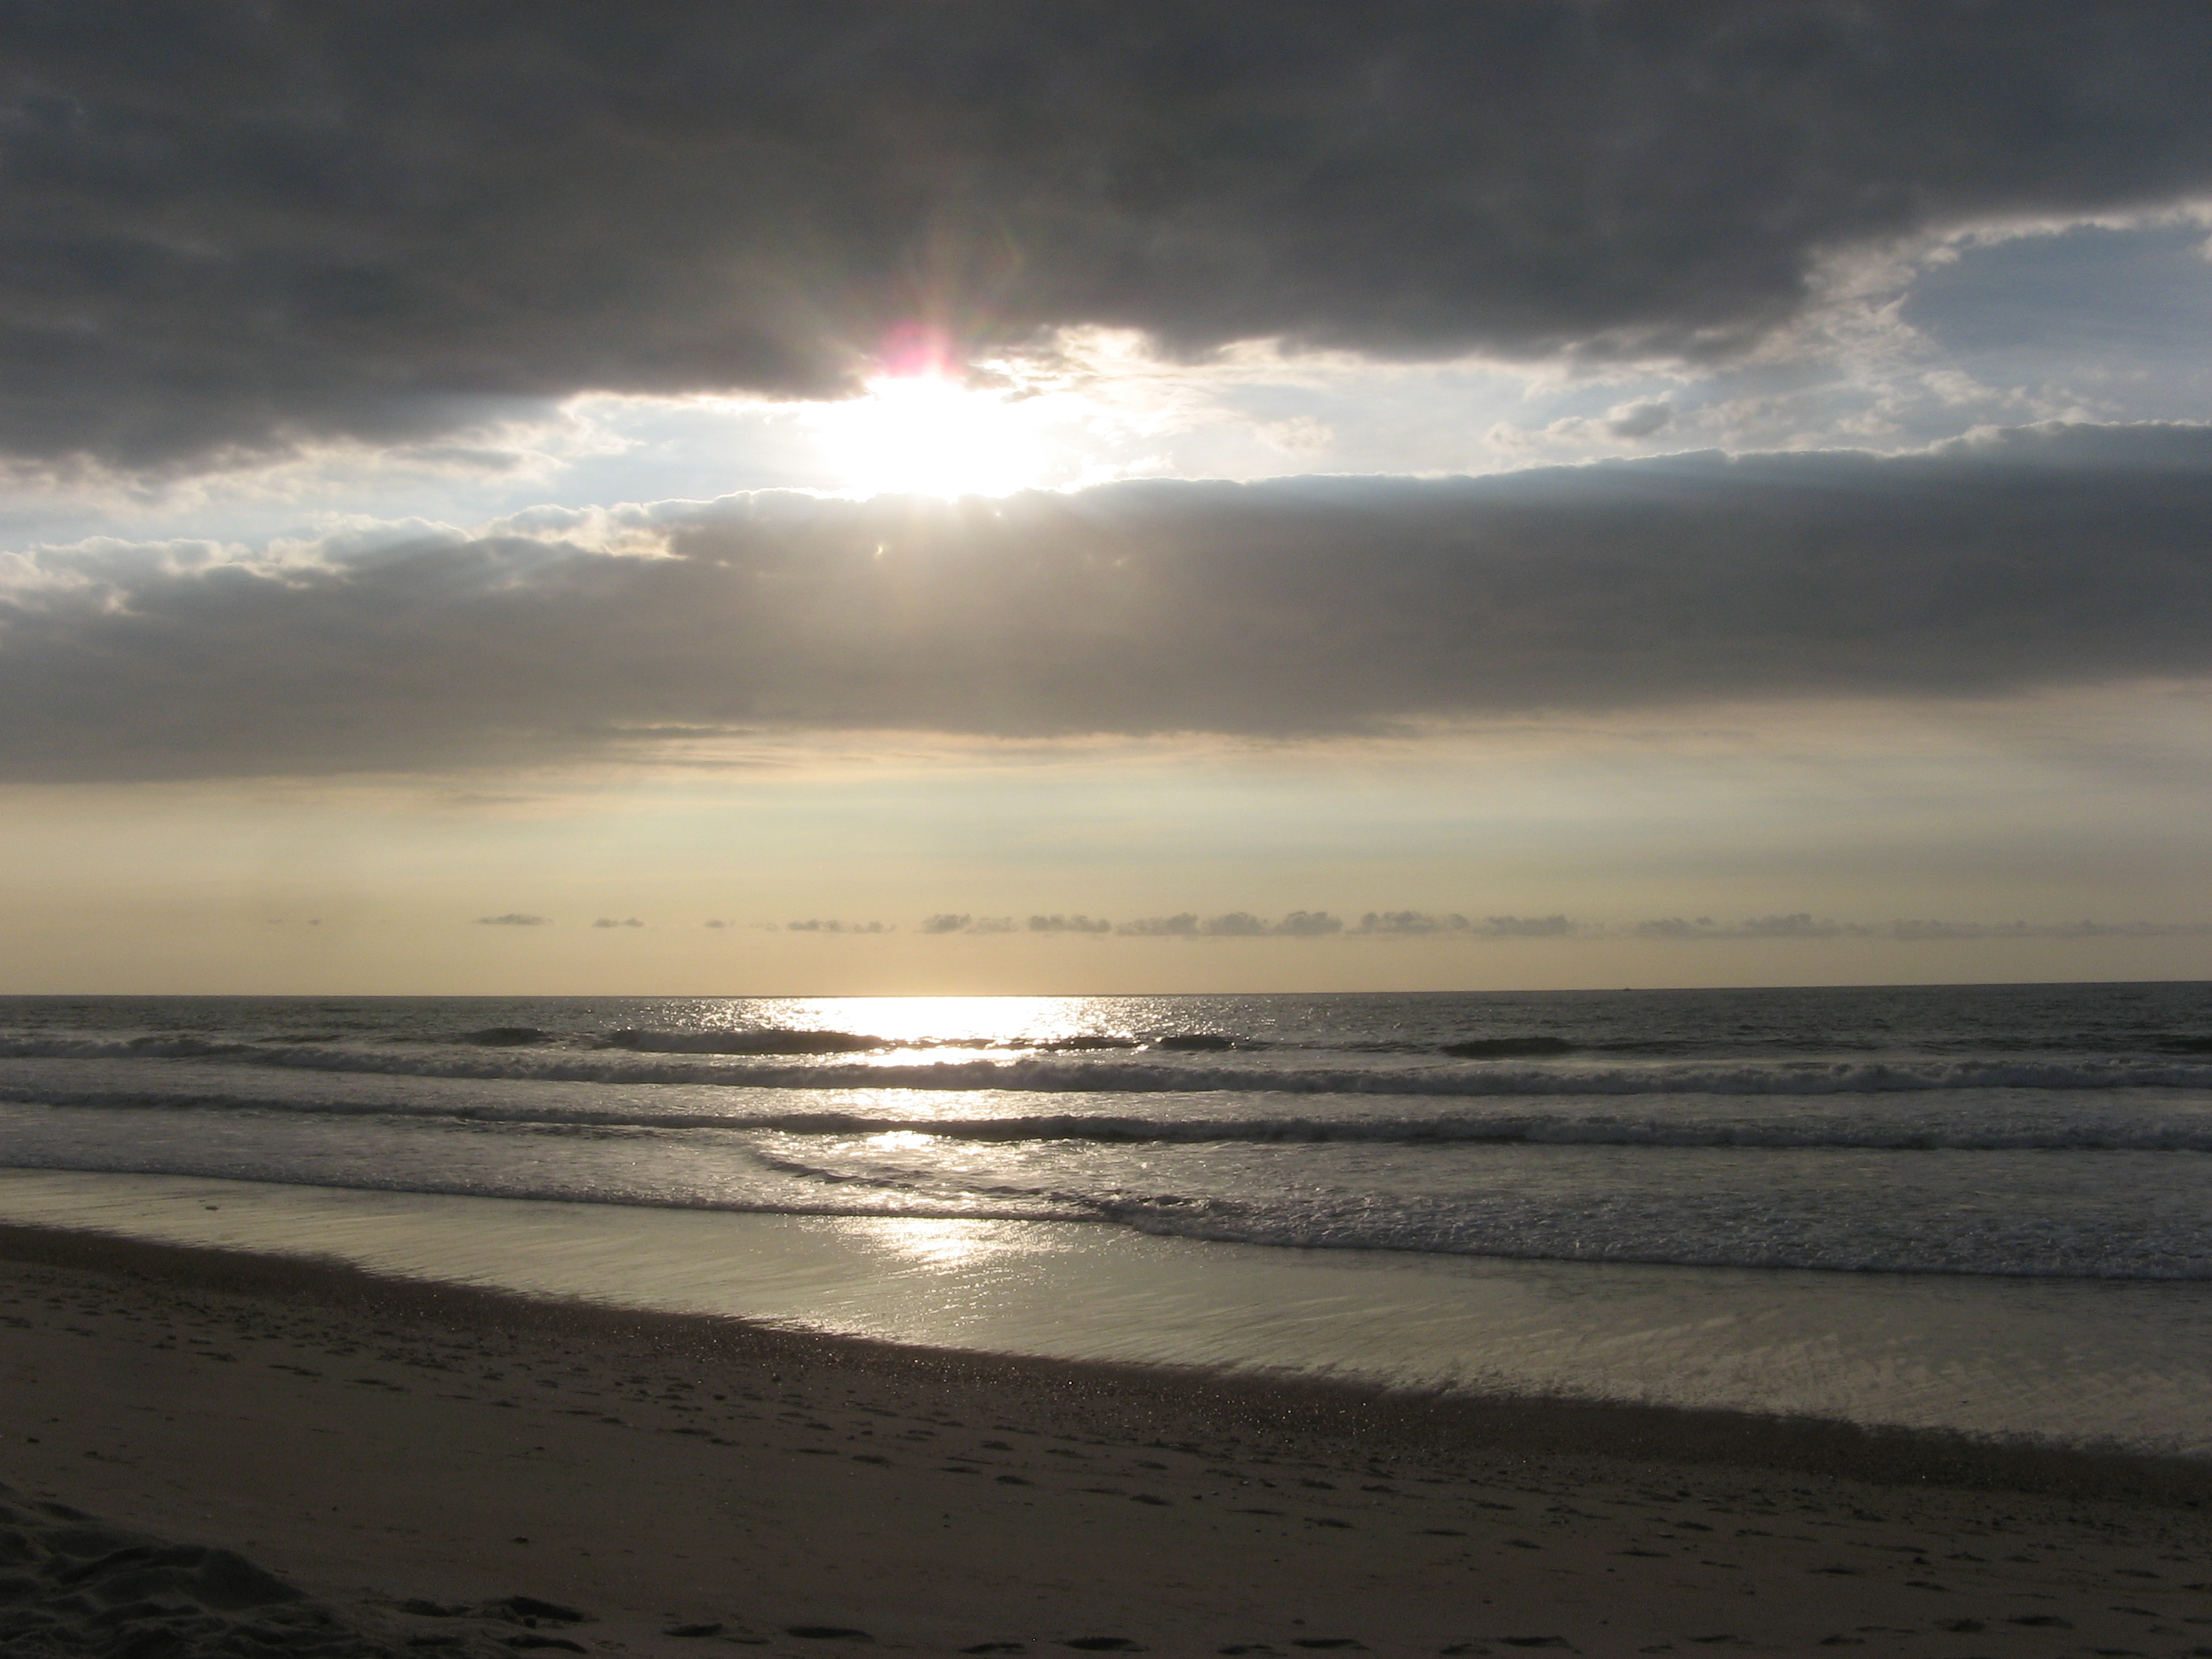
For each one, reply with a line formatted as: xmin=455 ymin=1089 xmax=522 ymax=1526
xmin=1631 ymin=914 xmax=2212 ymax=942
xmin=1115 ymin=910 xmax=1346 ymax=938
xmin=921 ymin=914 xmax=1017 ymax=935
xmin=471 ymin=906 xmax=2212 ymax=943
xmin=1352 ymin=912 xmax=1577 ymax=936
xmin=1635 ymin=913 xmax=1844 ymax=939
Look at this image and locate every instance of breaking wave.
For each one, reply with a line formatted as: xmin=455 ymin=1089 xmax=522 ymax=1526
xmin=5 ymin=1033 xmax=2212 ymax=1097
xmin=6 ymin=1083 xmax=2212 ymax=1152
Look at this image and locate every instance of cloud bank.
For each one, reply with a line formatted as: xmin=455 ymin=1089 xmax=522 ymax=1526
xmin=5 ymin=423 xmax=2212 ymax=782
xmin=478 ymin=909 xmax=2212 ymax=943
xmin=5 ymin=3 xmax=2212 ymax=466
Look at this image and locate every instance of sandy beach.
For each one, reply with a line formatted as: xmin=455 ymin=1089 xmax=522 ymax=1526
xmin=3 ymin=1223 xmax=2210 ymax=1658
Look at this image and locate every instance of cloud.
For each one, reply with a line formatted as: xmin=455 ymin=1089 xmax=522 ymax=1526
xmin=7 ymin=423 xmax=2212 ymax=781
xmin=1481 ymin=915 xmax=1578 ymax=938
xmin=591 ymin=917 xmax=643 ymax=929
xmin=919 ymin=914 xmax=1016 ymax=935
xmin=1115 ymin=911 xmax=1343 ymax=938
xmin=1635 ymin=914 xmax=1844 ymax=939
xmin=1353 ymin=911 xmax=1464 ymax=936
xmin=783 ymin=919 xmax=891 ymax=934
xmin=1351 ymin=912 xmax=1578 ymax=936
xmin=5 ymin=5 xmax=2212 ymax=467
xmin=1632 ymin=914 xmax=2212 ymax=941
xmin=1115 ymin=914 xmax=1199 ymax=938
xmin=1200 ymin=914 xmax=1269 ymax=938
xmin=1601 ymin=401 xmax=1673 ymax=440
xmin=892 ymin=907 xmax=2212 ymax=943
xmin=474 ymin=912 xmax=548 ymax=926
xmin=1881 ymin=918 xmax=2212 ymax=941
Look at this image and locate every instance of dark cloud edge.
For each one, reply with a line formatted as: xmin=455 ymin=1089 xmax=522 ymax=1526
xmin=6 ymin=419 xmax=2212 ymax=783
xmin=5 ymin=2 xmax=2212 ymax=466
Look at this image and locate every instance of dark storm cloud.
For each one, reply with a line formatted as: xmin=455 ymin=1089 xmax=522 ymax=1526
xmin=5 ymin=2 xmax=2212 ymax=465
xmin=5 ymin=421 xmax=2212 ymax=782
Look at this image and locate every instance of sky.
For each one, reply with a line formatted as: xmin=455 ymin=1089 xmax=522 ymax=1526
xmin=4 ymin=1 xmax=2212 ymax=995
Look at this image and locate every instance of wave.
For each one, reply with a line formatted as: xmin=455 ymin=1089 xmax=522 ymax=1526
xmin=9 ymin=1034 xmax=2212 ymax=1098
xmin=602 ymin=1027 xmax=888 ymax=1055
xmin=7 ymin=1147 xmax=2201 ymax=1282
xmin=701 ymin=1109 xmax=2212 ymax=1152
xmin=1441 ymin=1036 xmax=1579 ymax=1057
xmin=675 ymin=1150 xmax=2212 ymax=1282
xmin=7 ymin=1084 xmax=2212 ymax=1152
xmin=1091 ymin=1199 xmax=2212 ymax=1280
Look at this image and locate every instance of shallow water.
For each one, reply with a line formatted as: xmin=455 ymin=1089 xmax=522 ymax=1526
xmin=5 ymin=1166 xmax=2210 ymax=1458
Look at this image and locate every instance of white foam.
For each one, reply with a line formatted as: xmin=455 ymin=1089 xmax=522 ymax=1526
xmin=9 ymin=1034 xmax=2212 ymax=1096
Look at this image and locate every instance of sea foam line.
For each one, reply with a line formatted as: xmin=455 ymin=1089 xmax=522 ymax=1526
xmin=6 ymin=1034 xmax=2212 ymax=1097
xmin=6 ymin=1087 xmax=2212 ymax=1151
xmin=2 ymin=1148 xmax=2206 ymax=1283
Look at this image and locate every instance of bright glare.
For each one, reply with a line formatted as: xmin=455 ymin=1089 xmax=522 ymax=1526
xmin=807 ymin=373 xmax=1064 ymax=498
xmin=783 ymin=994 xmax=1082 ymax=1048
xmin=865 ymin=1217 xmax=1016 ymax=1269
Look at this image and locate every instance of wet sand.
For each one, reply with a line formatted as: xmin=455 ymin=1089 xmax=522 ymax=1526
xmin=3 ymin=1222 xmax=2210 ymax=1658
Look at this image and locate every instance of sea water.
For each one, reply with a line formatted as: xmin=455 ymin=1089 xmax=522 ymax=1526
xmin=2 ymin=984 xmax=2210 ymax=1452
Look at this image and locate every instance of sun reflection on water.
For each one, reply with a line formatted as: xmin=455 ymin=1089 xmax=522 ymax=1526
xmin=870 ymin=1217 xmax=1013 ymax=1269
xmin=775 ymin=995 xmax=1122 ymax=1053
xmin=864 ymin=1130 xmax=942 ymax=1152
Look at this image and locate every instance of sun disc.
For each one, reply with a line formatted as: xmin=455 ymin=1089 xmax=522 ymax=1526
xmin=808 ymin=372 xmax=1059 ymax=498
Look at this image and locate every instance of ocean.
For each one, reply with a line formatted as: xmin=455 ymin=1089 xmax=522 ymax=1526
xmin=4 ymin=982 xmax=2210 ymax=1455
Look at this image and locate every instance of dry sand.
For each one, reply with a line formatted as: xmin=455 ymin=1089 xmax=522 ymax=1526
xmin=2 ymin=1222 xmax=2210 ymax=1658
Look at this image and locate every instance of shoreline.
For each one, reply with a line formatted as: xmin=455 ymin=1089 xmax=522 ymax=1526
xmin=7 ymin=1218 xmax=2212 ymax=1657
xmin=8 ymin=1167 xmax=2210 ymax=1463
xmin=5 ymin=1219 xmax=2210 ymax=1507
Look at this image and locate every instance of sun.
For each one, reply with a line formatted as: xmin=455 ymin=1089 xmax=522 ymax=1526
xmin=807 ymin=369 xmax=1062 ymax=498
xmin=799 ymin=323 xmax=1110 ymax=497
